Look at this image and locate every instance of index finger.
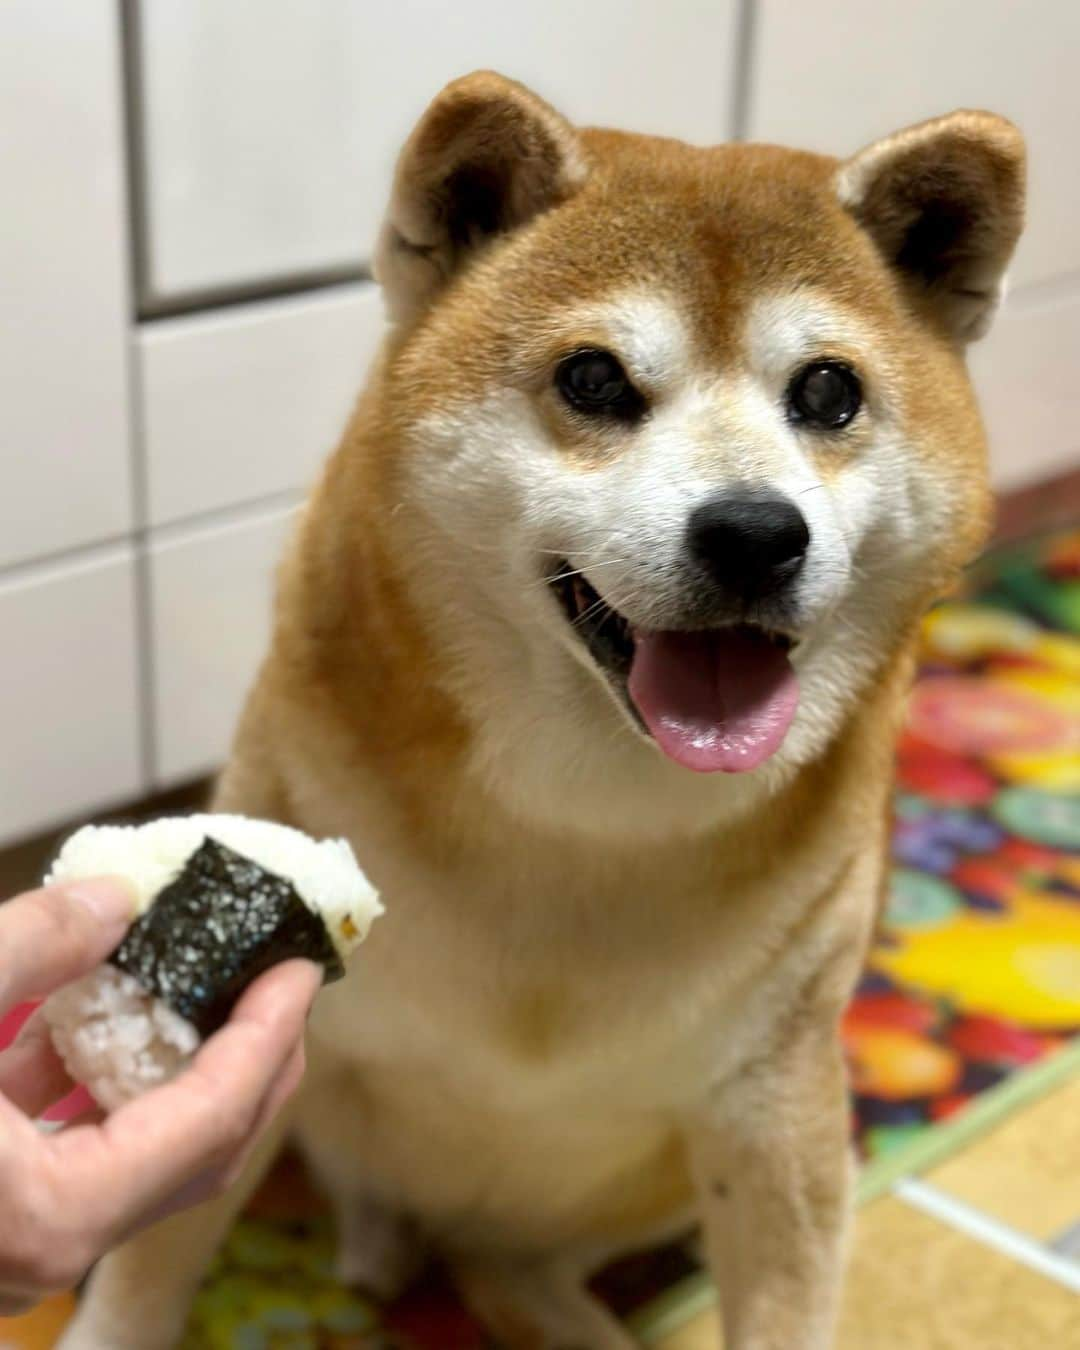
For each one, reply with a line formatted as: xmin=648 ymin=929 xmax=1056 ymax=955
xmin=45 ymin=959 xmax=321 ymax=1237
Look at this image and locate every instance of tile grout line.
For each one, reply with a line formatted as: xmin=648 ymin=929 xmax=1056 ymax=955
xmin=126 ymin=340 xmax=157 ymax=791
xmin=139 ymin=265 xmax=370 ymax=323
xmin=0 ymin=537 xmax=136 ymax=591
xmin=118 ymin=0 xmax=152 ymax=317
xmin=148 ymin=487 xmax=304 ymax=549
xmin=729 ymin=0 xmax=758 ymax=142
xmin=1050 ymin=1219 xmax=1080 ymax=1259
xmin=118 ymin=0 xmax=157 ymax=790
xmin=894 ymin=1178 xmax=1080 ymax=1293
xmin=0 ymin=489 xmax=305 ymax=590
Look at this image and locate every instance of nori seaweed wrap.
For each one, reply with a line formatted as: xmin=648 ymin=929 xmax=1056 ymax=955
xmin=111 ymin=837 xmax=345 ymax=1038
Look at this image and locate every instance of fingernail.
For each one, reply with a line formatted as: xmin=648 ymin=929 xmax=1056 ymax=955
xmin=63 ymin=876 xmax=140 ymax=925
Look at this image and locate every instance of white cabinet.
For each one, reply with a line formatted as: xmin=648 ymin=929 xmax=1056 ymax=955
xmin=139 ymin=283 xmax=383 ymax=526
xmin=0 ymin=550 xmax=142 ymax=848
xmin=149 ymin=505 xmax=298 ymax=787
xmin=0 ymin=1 xmax=133 ymax=570
xmin=747 ymin=0 xmax=1080 ymax=289
xmin=132 ymin=0 xmax=740 ymax=303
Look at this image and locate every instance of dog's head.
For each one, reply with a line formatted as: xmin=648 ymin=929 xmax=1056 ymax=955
xmin=365 ymin=73 xmax=1024 ymax=811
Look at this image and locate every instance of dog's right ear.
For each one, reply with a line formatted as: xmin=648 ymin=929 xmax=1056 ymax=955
xmin=837 ymin=111 xmax=1025 ymax=342
xmin=374 ymin=71 xmax=589 ymax=324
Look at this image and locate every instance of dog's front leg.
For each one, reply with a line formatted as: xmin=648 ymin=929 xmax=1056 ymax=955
xmin=453 ymin=1251 xmax=642 ymax=1350
xmin=685 ymin=1023 xmax=853 ymax=1350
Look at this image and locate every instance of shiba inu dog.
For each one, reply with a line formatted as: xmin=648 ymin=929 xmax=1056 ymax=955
xmin=64 ymin=73 xmax=1024 ymax=1350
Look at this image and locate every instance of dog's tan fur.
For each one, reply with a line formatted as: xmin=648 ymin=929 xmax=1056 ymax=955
xmin=62 ymin=75 xmax=1024 ymax=1350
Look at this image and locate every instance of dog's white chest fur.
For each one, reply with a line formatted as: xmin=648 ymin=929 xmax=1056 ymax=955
xmin=296 ymin=838 xmax=857 ymax=1248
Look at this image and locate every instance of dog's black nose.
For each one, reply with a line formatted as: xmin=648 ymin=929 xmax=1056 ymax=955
xmin=686 ymin=491 xmax=810 ymax=603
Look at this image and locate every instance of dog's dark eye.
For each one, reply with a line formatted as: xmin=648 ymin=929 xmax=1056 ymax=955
xmin=555 ymin=349 xmax=643 ymax=419
xmin=788 ymin=362 xmax=862 ymax=429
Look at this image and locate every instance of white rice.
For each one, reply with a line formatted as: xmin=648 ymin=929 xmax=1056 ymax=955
xmin=42 ymin=814 xmax=382 ymax=1108
xmin=46 ymin=813 xmax=382 ymax=960
xmin=45 ymin=967 xmax=200 ymax=1109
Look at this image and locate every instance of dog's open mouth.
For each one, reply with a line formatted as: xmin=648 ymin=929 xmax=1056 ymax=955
xmin=548 ymin=562 xmax=800 ymax=774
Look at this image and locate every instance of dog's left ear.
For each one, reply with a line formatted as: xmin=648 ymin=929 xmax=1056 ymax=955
xmin=374 ymin=71 xmax=589 ymax=324
xmin=837 ymin=110 xmax=1025 ymax=342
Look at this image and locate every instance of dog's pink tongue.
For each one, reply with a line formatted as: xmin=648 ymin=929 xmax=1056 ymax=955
xmin=628 ymin=628 xmax=799 ymax=773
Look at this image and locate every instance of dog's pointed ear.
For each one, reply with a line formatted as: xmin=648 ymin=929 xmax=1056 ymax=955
xmin=374 ymin=71 xmax=589 ymax=324
xmin=836 ymin=111 xmax=1025 ymax=342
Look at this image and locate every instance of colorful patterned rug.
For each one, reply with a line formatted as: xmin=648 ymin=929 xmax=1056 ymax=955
xmin=3 ymin=529 xmax=1079 ymax=1350
xmin=848 ymin=527 xmax=1080 ymax=1166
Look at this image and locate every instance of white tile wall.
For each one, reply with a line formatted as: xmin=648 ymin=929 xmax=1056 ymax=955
xmin=747 ymin=0 xmax=1080 ymax=290
xmin=133 ymin=0 xmax=740 ymax=301
xmin=0 ymin=1 xmax=133 ymax=571
xmin=0 ymin=549 xmax=142 ymax=847
xmin=148 ymin=504 xmax=299 ymax=787
xmin=139 ymin=284 xmax=383 ymax=527
xmin=972 ymin=286 xmax=1080 ymax=491
xmin=747 ymin=0 xmax=1080 ymax=489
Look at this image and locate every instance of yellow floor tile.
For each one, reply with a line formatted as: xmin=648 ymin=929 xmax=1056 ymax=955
xmin=0 ymin=1292 xmax=76 ymax=1350
xmin=926 ymin=1074 xmax=1080 ymax=1242
xmin=650 ymin=1309 xmax=718 ymax=1350
xmin=648 ymin=1195 xmax=1080 ymax=1350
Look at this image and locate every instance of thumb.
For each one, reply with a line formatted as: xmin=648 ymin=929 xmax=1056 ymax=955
xmin=0 ymin=877 xmax=138 ymax=1010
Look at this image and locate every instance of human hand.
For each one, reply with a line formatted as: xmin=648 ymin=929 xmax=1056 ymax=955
xmin=0 ymin=876 xmax=320 ymax=1315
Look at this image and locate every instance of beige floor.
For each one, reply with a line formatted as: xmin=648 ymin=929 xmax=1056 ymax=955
xmin=928 ymin=1074 xmax=1080 ymax=1242
xmin=652 ymin=1076 xmax=1080 ymax=1350
xmin=655 ymin=1199 xmax=1080 ymax=1350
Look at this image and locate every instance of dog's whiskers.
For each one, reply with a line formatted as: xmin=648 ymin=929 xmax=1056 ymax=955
xmin=539 ymin=558 xmax=628 ymax=588
xmin=572 ymin=593 xmax=616 ymax=629
xmin=572 ymin=579 xmax=647 ymax=631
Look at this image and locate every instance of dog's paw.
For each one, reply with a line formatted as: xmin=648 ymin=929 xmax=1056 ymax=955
xmin=335 ymin=1206 xmax=423 ymax=1302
